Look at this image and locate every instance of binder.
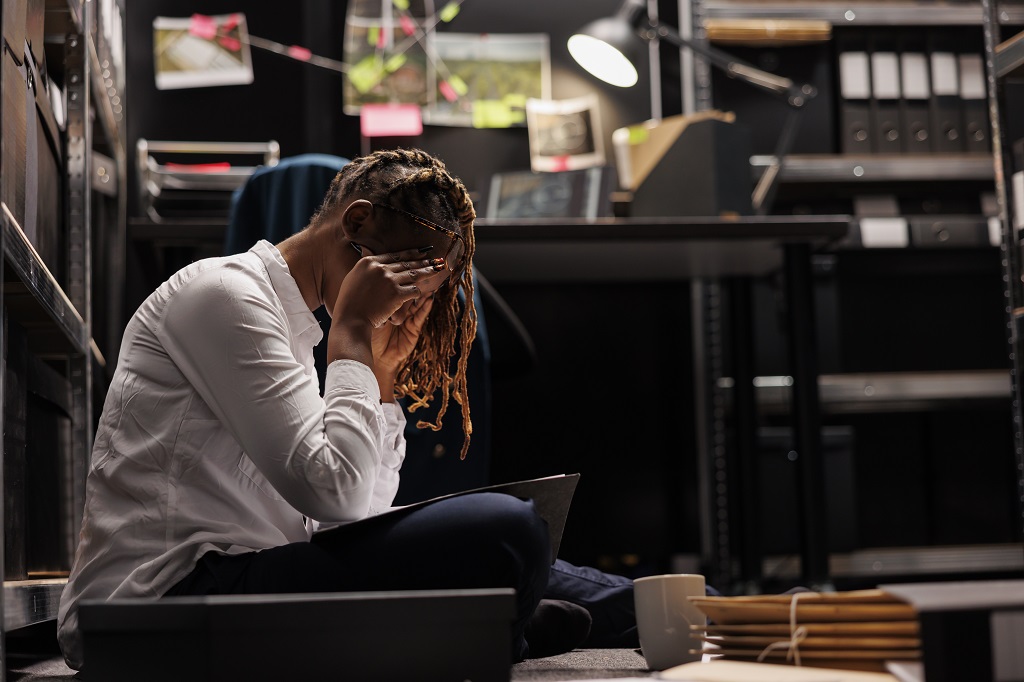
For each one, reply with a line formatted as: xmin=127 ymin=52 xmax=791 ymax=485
xmin=899 ymin=34 xmax=932 ymax=153
xmin=870 ymin=49 xmax=902 ymax=153
xmin=867 ymin=30 xmax=902 ymax=154
xmin=958 ymin=52 xmax=988 ymax=153
xmin=928 ymin=31 xmax=964 ymax=152
xmin=838 ymin=35 xmax=872 ymax=154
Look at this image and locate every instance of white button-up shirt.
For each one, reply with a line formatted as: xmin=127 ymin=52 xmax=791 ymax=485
xmin=57 ymin=240 xmax=406 ymax=669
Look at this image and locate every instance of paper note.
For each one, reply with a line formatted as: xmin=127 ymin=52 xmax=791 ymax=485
xmin=473 ymin=100 xmax=517 ymax=128
xmin=349 ymin=55 xmax=385 ymax=94
xmin=360 ymin=103 xmax=423 ymax=138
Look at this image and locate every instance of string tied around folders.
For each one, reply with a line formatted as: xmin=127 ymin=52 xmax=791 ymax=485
xmin=756 ymin=591 xmax=813 ymax=666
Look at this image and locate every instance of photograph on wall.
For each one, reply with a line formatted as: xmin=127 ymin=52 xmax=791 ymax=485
xmin=153 ymin=13 xmax=254 ymax=90
xmin=427 ymin=33 xmax=550 ymax=128
xmin=526 ymin=95 xmax=605 ymax=172
xmin=342 ymin=1 xmax=431 ymax=114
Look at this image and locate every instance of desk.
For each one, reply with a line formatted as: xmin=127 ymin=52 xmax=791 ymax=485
xmin=474 ymin=215 xmax=850 ymax=588
xmin=472 ymin=216 xmax=848 ymax=281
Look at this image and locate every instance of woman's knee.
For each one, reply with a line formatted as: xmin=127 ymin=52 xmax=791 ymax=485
xmin=463 ymin=493 xmax=551 ymax=564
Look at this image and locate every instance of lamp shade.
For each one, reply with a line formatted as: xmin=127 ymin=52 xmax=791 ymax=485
xmin=568 ymin=16 xmax=641 ymax=88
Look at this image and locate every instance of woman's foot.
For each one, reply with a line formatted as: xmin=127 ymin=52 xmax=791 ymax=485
xmin=523 ymin=599 xmax=593 ymax=658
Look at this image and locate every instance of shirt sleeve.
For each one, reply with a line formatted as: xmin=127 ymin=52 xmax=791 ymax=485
xmin=367 ymin=401 xmax=407 ymax=514
xmin=158 ymin=266 xmax=386 ymax=523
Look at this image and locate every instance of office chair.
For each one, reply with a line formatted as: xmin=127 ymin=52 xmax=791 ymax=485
xmin=226 ymin=153 xmax=535 ymax=503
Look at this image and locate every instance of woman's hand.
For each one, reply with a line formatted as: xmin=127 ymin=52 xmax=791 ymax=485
xmin=327 ymin=248 xmax=445 ymax=370
xmin=332 ymin=247 xmax=444 ymax=329
xmin=372 ymin=295 xmax=434 ymax=401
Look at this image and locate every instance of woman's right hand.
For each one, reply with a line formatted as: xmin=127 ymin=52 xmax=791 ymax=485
xmin=332 ymin=247 xmax=447 ymax=329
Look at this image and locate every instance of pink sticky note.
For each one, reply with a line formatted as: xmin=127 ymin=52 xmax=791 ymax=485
xmin=551 ymin=156 xmax=571 ymax=172
xmin=360 ymin=103 xmax=423 ymax=138
xmin=399 ymin=14 xmax=416 ymax=36
xmin=221 ymin=13 xmax=241 ymax=31
xmin=288 ymin=45 xmax=312 ymax=61
xmin=376 ymin=27 xmax=388 ymax=49
xmin=438 ymin=81 xmax=458 ymax=102
xmin=218 ymin=36 xmax=241 ymax=52
xmin=188 ymin=14 xmax=217 ymax=40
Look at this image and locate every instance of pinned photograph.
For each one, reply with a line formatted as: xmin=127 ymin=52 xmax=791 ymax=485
xmin=526 ymin=95 xmax=605 ymax=172
xmin=430 ymin=33 xmax=550 ymax=128
xmin=153 ymin=13 xmax=255 ymax=90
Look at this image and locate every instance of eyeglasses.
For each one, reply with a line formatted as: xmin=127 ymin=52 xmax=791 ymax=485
xmin=373 ymin=202 xmax=467 ymax=284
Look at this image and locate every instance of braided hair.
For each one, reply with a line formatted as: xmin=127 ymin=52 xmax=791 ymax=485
xmin=311 ymin=149 xmax=477 ymax=459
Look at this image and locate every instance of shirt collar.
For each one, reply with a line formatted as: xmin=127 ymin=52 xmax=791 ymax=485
xmin=250 ymin=240 xmax=324 ymax=345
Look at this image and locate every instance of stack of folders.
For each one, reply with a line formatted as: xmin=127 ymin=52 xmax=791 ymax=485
xmin=690 ymin=590 xmax=921 ymax=673
xmin=838 ymin=29 xmax=987 ymax=154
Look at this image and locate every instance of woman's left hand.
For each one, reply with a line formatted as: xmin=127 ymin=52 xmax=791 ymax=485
xmin=371 ymin=295 xmax=434 ymax=400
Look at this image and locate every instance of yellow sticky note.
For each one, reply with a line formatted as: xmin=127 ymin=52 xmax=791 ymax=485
xmin=392 ymin=0 xmax=410 ymax=10
xmin=349 ymin=55 xmax=384 ymax=94
xmin=439 ymin=2 xmax=460 ymax=22
xmin=367 ymin=26 xmax=380 ymax=46
xmin=628 ymin=125 xmax=649 ymax=145
xmin=448 ymin=74 xmax=469 ymax=96
xmin=502 ymin=93 xmax=527 ymax=109
xmin=473 ymin=100 xmax=516 ymax=128
xmin=384 ymin=53 xmax=407 ymax=73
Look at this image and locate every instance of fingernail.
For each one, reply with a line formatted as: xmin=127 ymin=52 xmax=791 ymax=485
xmin=418 ymin=245 xmax=435 ymax=253
xmin=431 ymin=258 xmax=446 ymax=271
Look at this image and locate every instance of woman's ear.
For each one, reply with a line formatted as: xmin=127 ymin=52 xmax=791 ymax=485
xmin=339 ymin=199 xmax=374 ymax=242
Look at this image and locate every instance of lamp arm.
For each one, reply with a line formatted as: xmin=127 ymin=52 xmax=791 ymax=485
xmin=641 ymin=21 xmax=816 ymax=109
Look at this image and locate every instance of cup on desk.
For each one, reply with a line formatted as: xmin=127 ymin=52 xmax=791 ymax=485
xmin=633 ymin=573 xmax=706 ymax=670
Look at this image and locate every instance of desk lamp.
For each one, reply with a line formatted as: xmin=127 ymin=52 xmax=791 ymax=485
xmin=568 ymin=0 xmax=817 ymax=215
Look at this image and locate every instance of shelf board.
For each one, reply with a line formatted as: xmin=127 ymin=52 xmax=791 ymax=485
xmin=702 ymin=1 xmax=1024 ymax=25
xmin=2 ymin=203 xmax=88 ymax=355
xmin=721 ymin=370 xmax=1011 ymax=412
xmin=763 ymin=544 xmax=1024 ymax=580
xmin=128 ymin=217 xmax=228 ymax=245
xmin=751 ymin=154 xmax=995 ymax=183
xmin=4 ymin=579 xmax=66 ymax=630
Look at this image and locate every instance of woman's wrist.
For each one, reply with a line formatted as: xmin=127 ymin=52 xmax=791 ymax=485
xmin=374 ymin=369 xmax=398 ymax=403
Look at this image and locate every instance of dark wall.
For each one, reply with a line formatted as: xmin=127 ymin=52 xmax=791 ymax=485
xmin=127 ymin=0 xmax=656 ymax=205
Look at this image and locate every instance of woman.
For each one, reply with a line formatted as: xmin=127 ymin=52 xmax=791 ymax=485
xmin=58 ymin=149 xmax=632 ymax=670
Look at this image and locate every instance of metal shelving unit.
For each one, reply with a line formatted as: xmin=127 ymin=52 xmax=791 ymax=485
xmin=684 ymin=0 xmax=1023 ymax=592
xmin=1 ymin=0 xmax=123 ymax=666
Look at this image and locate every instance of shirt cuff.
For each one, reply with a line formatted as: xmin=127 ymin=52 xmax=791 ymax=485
xmin=324 ymin=359 xmax=381 ymax=404
xmin=380 ymin=402 xmax=407 ymax=469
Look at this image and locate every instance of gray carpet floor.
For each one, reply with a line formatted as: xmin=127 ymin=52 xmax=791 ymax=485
xmin=7 ymin=649 xmax=654 ymax=681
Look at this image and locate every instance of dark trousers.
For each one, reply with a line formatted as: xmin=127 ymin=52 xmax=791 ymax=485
xmin=166 ymin=492 xmax=571 ymax=660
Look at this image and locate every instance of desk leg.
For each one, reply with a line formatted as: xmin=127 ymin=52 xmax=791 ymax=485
xmin=727 ymin=278 xmax=762 ymax=592
xmin=782 ymin=243 xmax=830 ymax=587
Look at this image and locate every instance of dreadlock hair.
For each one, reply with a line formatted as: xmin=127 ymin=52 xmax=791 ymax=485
xmin=310 ymin=148 xmax=477 ymax=459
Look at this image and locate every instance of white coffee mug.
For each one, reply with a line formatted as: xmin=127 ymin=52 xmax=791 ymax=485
xmin=633 ymin=573 xmax=706 ymax=670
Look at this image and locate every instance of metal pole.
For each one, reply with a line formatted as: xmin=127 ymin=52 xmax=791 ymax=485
xmin=783 ymin=243 xmax=830 ymax=587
